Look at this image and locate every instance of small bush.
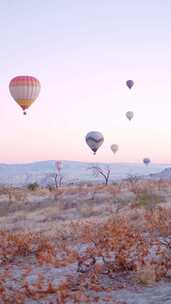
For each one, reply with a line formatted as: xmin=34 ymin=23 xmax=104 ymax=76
xmin=47 ymin=184 xmax=55 ymax=191
xmin=136 ymin=263 xmax=156 ymax=285
xmin=145 ymin=207 xmax=171 ymax=236
xmin=27 ymin=182 xmax=39 ymax=191
xmin=78 ymin=205 xmax=97 ymax=218
xmin=135 ymin=190 xmax=161 ymax=208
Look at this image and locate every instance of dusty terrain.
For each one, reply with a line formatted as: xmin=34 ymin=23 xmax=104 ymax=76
xmin=0 ymin=180 xmax=171 ymax=303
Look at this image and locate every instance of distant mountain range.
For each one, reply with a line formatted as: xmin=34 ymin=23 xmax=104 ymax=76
xmin=0 ymin=160 xmax=170 ymax=186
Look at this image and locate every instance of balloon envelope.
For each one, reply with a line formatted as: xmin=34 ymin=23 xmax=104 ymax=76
xmin=126 ymin=80 xmax=134 ymax=89
xmin=85 ymin=131 xmax=104 ymax=154
xmin=126 ymin=111 xmax=134 ymax=121
xmin=9 ymin=75 xmax=41 ymax=114
xmin=56 ymin=161 xmax=63 ymax=171
xmin=143 ymin=158 xmax=151 ymax=165
xmin=111 ymin=144 xmax=119 ymax=154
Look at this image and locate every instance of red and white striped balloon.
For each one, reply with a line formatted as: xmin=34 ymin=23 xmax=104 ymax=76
xmin=9 ymin=75 xmax=41 ymax=114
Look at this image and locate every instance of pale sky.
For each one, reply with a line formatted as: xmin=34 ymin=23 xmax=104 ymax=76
xmin=1 ymin=0 xmax=171 ymax=164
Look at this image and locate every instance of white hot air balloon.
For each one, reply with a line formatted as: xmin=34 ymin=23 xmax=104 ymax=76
xmin=126 ymin=111 xmax=134 ymax=121
xmin=111 ymin=144 xmax=119 ymax=154
xmin=56 ymin=160 xmax=63 ymax=172
xmin=85 ymin=131 xmax=104 ymax=155
xmin=55 ymin=160 xmax=63 ymax=188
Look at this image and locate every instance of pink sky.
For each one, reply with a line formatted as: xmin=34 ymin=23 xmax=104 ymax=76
xmin=1 ymin=1 xmax=171 ymax=164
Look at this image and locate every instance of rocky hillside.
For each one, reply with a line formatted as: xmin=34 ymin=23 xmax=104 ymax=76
xmin=0 ymin=160 xmax=169 ymax=186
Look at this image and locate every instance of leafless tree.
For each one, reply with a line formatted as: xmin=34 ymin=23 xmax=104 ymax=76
xmin=55 ymin=173 xmax=64 ymax=188
xmin=126 ymin=174 xmax=139 ymax=184
xmin=89 ymin=166 xmax=111 ymax=185
xmin=126 ymin=174 xmax=139 ymax=194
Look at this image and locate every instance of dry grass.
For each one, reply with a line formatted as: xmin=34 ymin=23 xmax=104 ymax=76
xmin=0 ymin=181 xmax=171 ymax=302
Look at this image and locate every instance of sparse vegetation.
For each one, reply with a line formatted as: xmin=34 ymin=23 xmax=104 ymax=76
xmin=27 ymin=182 xmax=39 ymax=191
xmin=135 ymin=190 xmax=162 ymax=208
xmin=0 ymin=181 xmax=171 ymax=302
xmin=126 ymin=174 xmax=140 ymax=194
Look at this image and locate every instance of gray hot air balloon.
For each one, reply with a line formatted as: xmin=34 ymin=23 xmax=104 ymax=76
xmin=85 ymin=131 xmax=104 ymax=155
xmin=126 ymin=111 xmax=134 ymax=121
xmin=111 ymin=144 xmax=119 ymax=154
xmin=143 ymin=158 xmax=151 ymax=166
xmin=126 ymin=80 xmax=134 ymax=89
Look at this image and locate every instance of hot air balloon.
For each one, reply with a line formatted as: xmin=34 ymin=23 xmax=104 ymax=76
xmin=126 ymin=80 xmax=134 ymax=89
xmin=9 ymin=76 xmax=41 ymax=115
xmin=111 ymin=144 xmax=119 ymax=154
xmin=126 ymin=111 xmax=134 ymax=121
xmin=56 ymin=160 xmax=63 ymax=172
xmin=143 ymin=158 xmax=151 ymax=166
xmin=85 ymin=131 xmax=104 ymax=155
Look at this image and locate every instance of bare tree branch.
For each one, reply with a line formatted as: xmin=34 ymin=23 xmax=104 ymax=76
xmin=89 ymin=166 xmax=111 ymax=185
xmin=55 ymin=174 xmax=64 ymax=188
